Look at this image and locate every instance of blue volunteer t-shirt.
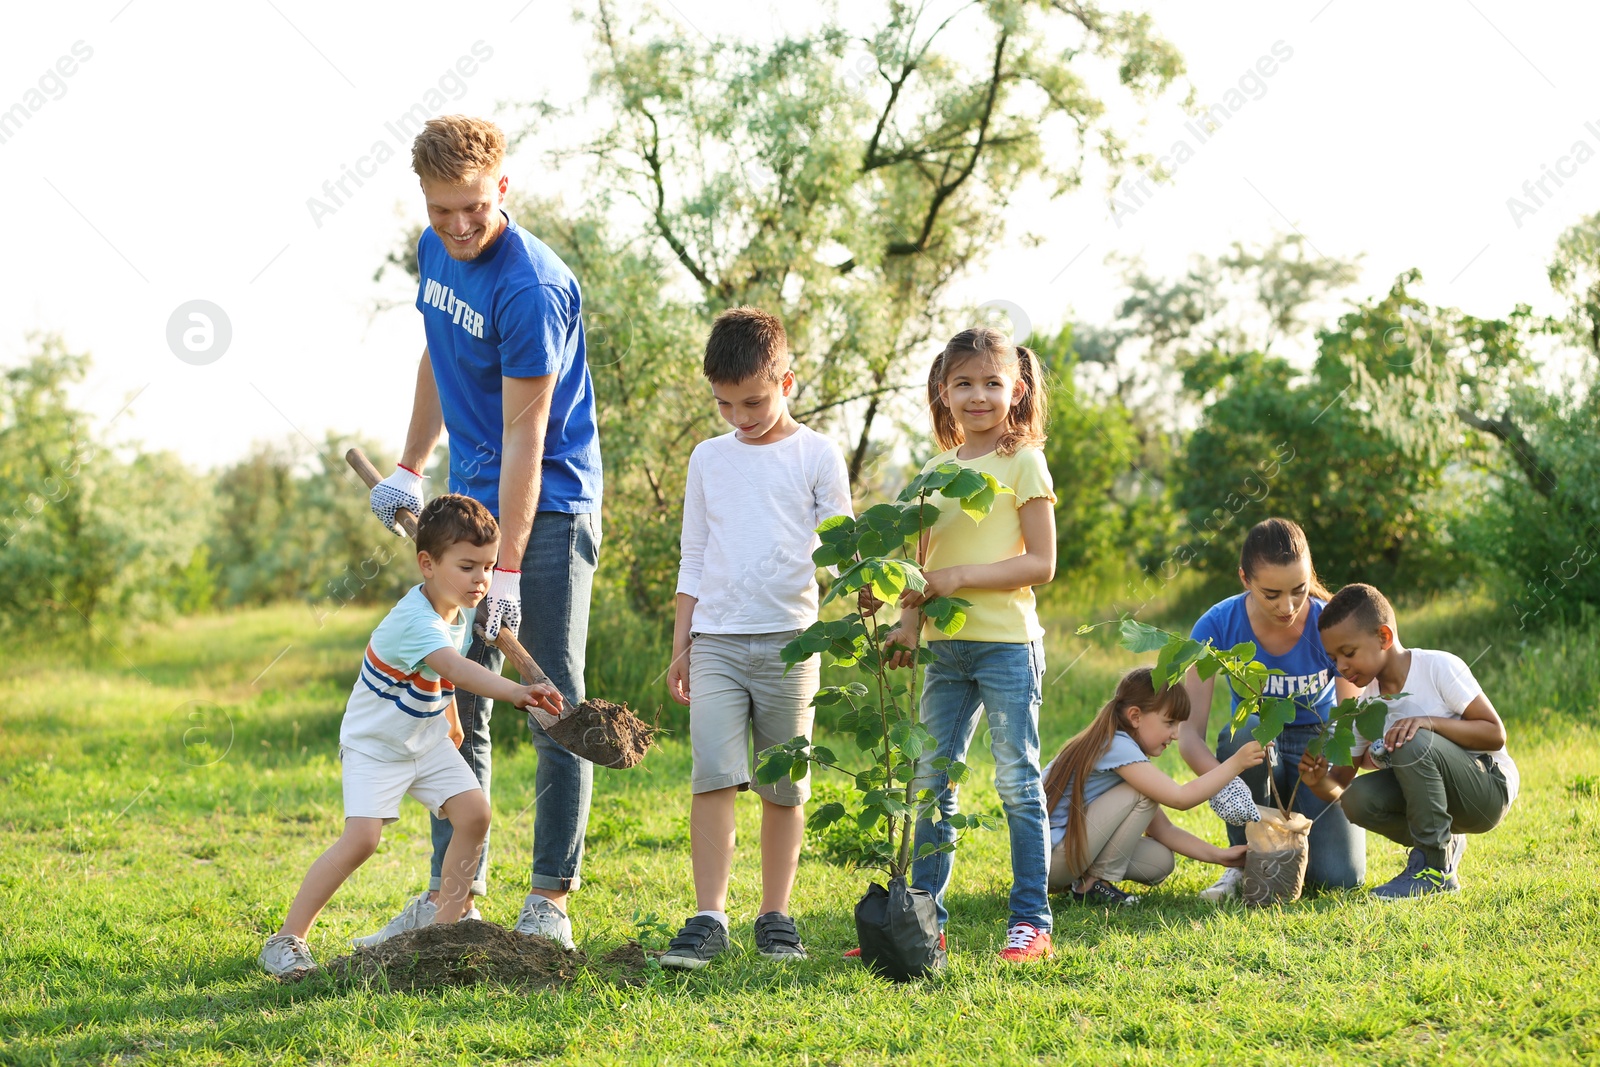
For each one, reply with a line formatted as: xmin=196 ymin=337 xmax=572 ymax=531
xmin=1190 ymin=593 xmax=1337 ymax=727
xmin=415 ymin=212 xmax=602 ymax=517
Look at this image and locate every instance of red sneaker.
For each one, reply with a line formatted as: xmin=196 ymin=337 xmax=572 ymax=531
xmin=998 ymin=922 xmax=1052 ymax=962
xmin=843 ymin=932 xmax=945 ymax=959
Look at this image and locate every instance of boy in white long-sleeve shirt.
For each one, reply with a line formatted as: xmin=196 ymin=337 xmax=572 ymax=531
xmin=660 ymin=306 xmax=853 ymax=969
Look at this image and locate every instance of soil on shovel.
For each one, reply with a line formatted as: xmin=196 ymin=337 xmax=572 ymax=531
xmin=547 ymin=699 xmax=655 ymax=769
xmin=326 ymin=920 xmax=582 ymax=991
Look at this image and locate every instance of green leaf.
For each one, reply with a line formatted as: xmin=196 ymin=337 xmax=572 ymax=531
xmin=844 ymin=682 xmax=869 ymax=699
xmin=856 ymin=807 xmax=881 ymax=830
xmin=945 ymin=466 xmax=988 ymax=499
xmin=945 ymin=760 xmax=969 ymax=784
xmin=1323 ymin=719 xmax=1358 ymax=766
xmin=1355 ymin=699 xmax=1390 ymax=744
xmin=810 ymin=745 xmax=836 ymax=766
xmin=1119 ymin=618 xmax=1173 ymax=654
xmin=1196 ymin=654 xmax=1222 ymax=681
xmin=812 ymin=542 xmax=846 ymax=568
xmin=1228 ymin=641 xmax=1257 ymax=661
xmin=1252 ymin=697 xmax=1297 ymax=745
xmin=755 ymin=753 xmax=793 ymax=785
xmin=811 ymin=686 xmax=848 ymax=707
xmin=790 ymin=757 xmax=809 ymax=782
xmin=816 ymin=514 xmax=855 ymax=543
xmin=931 ymin=756 xmax=951 ymax=771
xmin=898 ymin=463 xmax=959 ymax=501
xmin=922 ymin=595 xmax=970 ymax=636
xmin=807 ymin=802 xmax=846 ymax=831
xmin=945 ymin=812 xmax=969 ymax=830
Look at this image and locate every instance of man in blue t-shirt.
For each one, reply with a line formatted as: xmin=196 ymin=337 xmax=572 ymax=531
xmin=364 ymin=115 xmax=602 ymax=950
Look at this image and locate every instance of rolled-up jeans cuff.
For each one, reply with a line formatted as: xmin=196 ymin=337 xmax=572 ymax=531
xmin=428 ymin=875 xmax=489 ymax=898
xmin=530 ymin=873 xmax=581 ymax=892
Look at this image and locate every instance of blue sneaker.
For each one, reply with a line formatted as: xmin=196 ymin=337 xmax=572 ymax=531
xmin=1370 ymin=848 xmax=1460 ymax=900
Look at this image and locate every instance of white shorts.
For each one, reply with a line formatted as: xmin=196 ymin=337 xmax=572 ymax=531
xmin=340 ymin=739 xmax=480 ymax=823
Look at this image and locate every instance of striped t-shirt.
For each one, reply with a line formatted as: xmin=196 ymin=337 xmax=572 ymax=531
xmin=339 ymin=585 xmax=473 ymax=761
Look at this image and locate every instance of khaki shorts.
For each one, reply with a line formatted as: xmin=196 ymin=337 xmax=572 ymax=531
xmin=688 ymin=630 xmax=819 ymax=805
xmin=340 ymin=738 xmax=481 ymax=823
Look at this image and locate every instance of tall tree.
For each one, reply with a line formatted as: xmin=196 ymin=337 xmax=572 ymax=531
xmin=547 ymin=0 xmax=1188 ymax=483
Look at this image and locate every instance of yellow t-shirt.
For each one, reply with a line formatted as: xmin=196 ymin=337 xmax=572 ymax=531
xmin=918 ymin=445 xmax=1055 ymax=644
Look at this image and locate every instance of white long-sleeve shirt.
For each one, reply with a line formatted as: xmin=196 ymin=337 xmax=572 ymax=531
xmin=676 ymin=425 xmax=853 ymax=634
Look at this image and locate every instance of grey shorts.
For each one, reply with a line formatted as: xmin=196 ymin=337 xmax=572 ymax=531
xmin=688 ymin=630 xmax=819 ymax=805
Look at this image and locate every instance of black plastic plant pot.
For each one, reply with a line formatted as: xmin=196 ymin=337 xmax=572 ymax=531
xmin=854 ymin=877 xmax=946 ymax=982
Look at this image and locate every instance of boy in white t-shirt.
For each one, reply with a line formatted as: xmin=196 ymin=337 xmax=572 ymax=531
xmin=260 ymin=495 xmax=561 ymax=978
xmin=659 ymin=306 xmax=853 ymax=969
xmin=1300 ymin=583 xmax=1517 ymax=899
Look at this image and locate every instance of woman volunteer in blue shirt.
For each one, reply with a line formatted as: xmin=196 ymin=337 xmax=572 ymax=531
xmin=1176 ymin=518 xmax=1364 ymax=899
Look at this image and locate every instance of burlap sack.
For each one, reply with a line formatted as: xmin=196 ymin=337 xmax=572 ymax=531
xmin=1242 ymin=805 xmax=1311 ymax=905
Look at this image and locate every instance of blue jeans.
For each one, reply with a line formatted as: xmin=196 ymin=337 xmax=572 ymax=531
xmin=910 ymin=639 xmax=1052 ymax=932
xmin=429 ymin=511 xmax=600 ymax=897
xmin=1217 ymin=716 xmax=1365 ymax=889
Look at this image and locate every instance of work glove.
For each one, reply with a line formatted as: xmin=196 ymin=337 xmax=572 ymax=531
xmin=478 ymin=567 xmax=522 ymax=643
xmin=370 ymin=464 xmax=425 ymax=535
xmin=1209 ymin=775 xmax=1262 ymax=825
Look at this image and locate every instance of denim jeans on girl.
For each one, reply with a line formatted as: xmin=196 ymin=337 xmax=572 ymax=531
xmin=910 ymin=638 xmax=1052 ymax=932
xmin=1217 ymin=715 xmax=1365 ymax=889
xmin=429 ymin=511 xmax=600 ymax=897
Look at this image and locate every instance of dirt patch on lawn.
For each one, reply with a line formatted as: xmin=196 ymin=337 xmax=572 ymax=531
xmin=595 ymin=941 xmax=663 ymax=985
xmin=547 ymin=699 xmax=655 ymax=769
xmin=326 ymin=920 xmax=582 ymax=991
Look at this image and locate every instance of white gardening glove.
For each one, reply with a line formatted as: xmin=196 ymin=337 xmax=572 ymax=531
xmin=479 ymin=567 xmax=522 ymax=643
xmin=1209 ymin=776 xmax=1262 ymax=825
xmin=369 ymin=464 xmax=425 ymax=535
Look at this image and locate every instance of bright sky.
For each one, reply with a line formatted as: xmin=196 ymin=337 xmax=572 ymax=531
xmin=5 ymin=0 xmax=1597 ymax=469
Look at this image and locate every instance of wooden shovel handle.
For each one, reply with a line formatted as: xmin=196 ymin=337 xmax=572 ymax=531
xmin=474 ymin=622 xmax=563 ymax=728
xmin=346 ymin=447 xmax=418 ymax=540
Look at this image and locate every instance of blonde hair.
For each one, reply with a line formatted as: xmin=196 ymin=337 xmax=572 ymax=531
xmin=927 ymin=327 xmax=1048 ymax=456
xmin=1040 ymin=667 xmax=1190 ymax=875
xmin=411 ymin=115 xmax=506 ymax=184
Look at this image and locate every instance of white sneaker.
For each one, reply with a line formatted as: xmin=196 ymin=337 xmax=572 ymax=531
xmin=260 ymin=933 xmax=317 ymax=978
xmin=1199 ymin=867 xmax=1245 ymax=902
xmin=1446 ymin=833 xmax=1468 ymax=876
xmin=351 ymin=891 xmax=438 ymax=948
xmin=512 ymin=893 xmax=574 ymax=949
xmin=464 ymin=905 xmax=482 ymax=922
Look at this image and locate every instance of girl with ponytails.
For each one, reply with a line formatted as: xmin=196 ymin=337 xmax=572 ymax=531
xmin=881 ymin=326 xmax=1058 ymax=961
xmin=1042 ymin=668 xmax=1262 ymax=905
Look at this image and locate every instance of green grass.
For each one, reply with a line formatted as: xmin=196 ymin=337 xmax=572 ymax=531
xmin=2 ymin=589 xmax=1598 ymax=1065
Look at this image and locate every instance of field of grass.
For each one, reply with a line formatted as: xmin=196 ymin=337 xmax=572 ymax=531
xmin=3 ymin=586 xmax=1598 ymax=1065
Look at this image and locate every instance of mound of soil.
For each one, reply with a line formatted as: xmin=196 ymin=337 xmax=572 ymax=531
xmin=547 ymin=699 xmax=655 ymax=769
xmin=326 ymin=920 xmax=582 ymax=991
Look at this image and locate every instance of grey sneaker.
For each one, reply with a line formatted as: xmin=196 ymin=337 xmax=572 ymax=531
xmin=260 ymin=933 xmax=317 ymax=979
xmin=1371 ymin=848 xmax=1460 ymax=900
xmin=660 ymin=915 xmax=730 ymax=970
xmin=352 ymin=891 xmax=437 ymax=948
xmin=512 ymin=894 xmax=574 ymax=949
xmin=753 ymin=912 xmax=807 ymax=961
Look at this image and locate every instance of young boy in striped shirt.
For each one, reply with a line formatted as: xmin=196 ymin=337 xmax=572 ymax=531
xmin=260 ymin=494 xmax=561 ymax=979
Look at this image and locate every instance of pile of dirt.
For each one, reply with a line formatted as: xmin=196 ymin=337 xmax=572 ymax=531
xmin=326 ymin=920 xmax=582 ymax=991
xmin=547 ymin=699 xmax=655 ymax=769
